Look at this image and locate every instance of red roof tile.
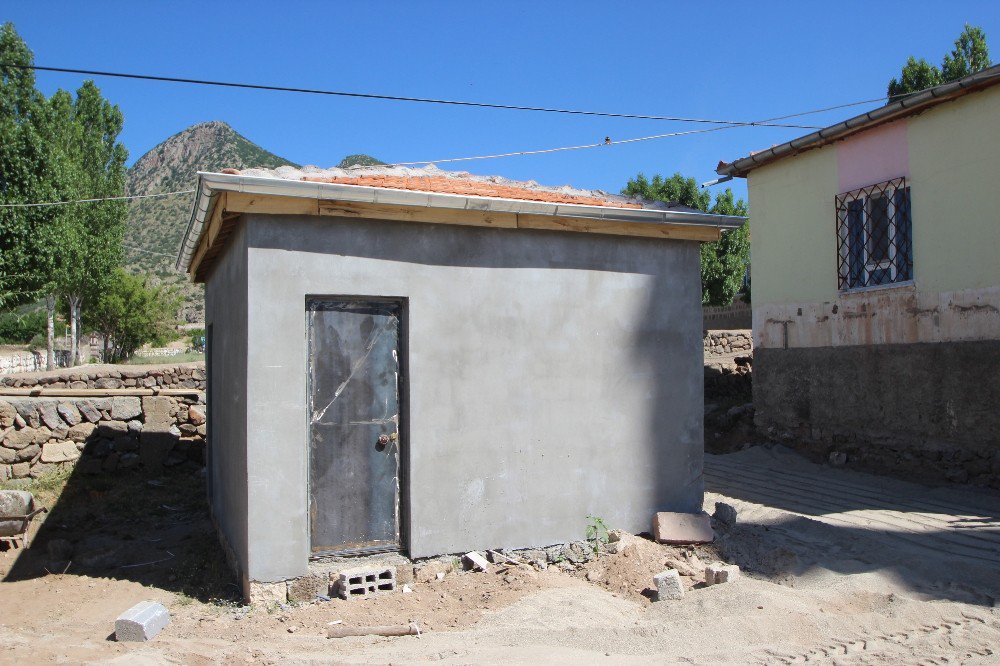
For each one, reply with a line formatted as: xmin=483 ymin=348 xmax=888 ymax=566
xmin=299 ymin=175 xmax=642 ymax=209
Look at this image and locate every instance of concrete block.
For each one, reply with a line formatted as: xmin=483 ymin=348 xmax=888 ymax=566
xmin=335 ymin=565 xmax=396 ymax=600
xmin=705 ymin=563 xmax=740 ymax=586
xmin=653 ymin=569 xmax=684 ymax=601
xmin=462 ymin=551 xmax=491 ymax=572
xmin=114 ymin=600 xmax=170 ymax=642
xmin=652 ymin=511 xmax=714 ymax=545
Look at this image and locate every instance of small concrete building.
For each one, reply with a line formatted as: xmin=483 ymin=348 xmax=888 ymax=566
xmin=715 ymin=64 xmax=1000 ymax=485
xmin=176 ymin=165 xmax=742 ymax=598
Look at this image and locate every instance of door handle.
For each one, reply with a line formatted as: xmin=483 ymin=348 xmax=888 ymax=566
xmin=376 ymin=433 xmax=397 ymax=451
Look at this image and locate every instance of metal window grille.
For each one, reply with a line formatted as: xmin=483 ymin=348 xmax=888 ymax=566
xmin=835 ymin=177 xmax=913 ymax=291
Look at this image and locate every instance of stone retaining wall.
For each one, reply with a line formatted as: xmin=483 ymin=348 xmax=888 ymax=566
xmin=704 ymin=330 xmax=752 ymax=356
xmin=0 ymin=364 xmax=207 ymax=482
xmin=0 ymin=364 xmax=205 ymax=390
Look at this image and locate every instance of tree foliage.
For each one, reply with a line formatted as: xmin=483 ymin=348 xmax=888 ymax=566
xmin=888 ymin=24 xmax=991 ymax=97
xmin=623 ymin=173 xmax=749 ymax=306
xmin=0 ymin=22 xmax=130 ymax=364
xmin=84 ymin=269 xmax=179 ymax=363
xmin=0 ymin=22 xmax=61 ymax=308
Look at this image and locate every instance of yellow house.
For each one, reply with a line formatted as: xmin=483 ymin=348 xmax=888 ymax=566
xmin=716 ymin=64 xmax=1000 ymax=486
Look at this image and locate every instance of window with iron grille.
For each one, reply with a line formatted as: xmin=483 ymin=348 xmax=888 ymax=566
xmin=835 ymin=177 xmax=913 ymax=291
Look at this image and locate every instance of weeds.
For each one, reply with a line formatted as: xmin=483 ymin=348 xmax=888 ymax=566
xmin=585 ymin=515 xmax=610 ymax=556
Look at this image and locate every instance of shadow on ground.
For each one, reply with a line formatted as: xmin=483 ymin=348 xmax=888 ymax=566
xmin=1 ymin=462 xmax=238 ymax=604
xmin=706 ymin=448 xmax=1000 ymax=606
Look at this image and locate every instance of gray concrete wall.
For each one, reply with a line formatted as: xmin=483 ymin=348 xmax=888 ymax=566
xmin=754 ymin=341 xmax=1000 ymax=485
xmin=204 ymin=223 xmax=250 ymax=582
xmin=238 ymin=213 xmax=703 ymax=581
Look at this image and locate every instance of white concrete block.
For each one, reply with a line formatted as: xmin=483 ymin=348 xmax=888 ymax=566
xmin=653 ymin=569 xmax=684 ymax=601
xmin=705 ymin=563 xmax=740 ymax=586
xmin=462 ymin=551 xmax=491 ymax=572
xmin=115 ymin=600 xmax=170 ymax=642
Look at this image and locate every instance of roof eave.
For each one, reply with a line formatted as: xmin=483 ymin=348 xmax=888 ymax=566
xmin=717 ymin=63 xmax=1000 ymax=178
xmin=176 ymin=173 xmax=746 ymax=272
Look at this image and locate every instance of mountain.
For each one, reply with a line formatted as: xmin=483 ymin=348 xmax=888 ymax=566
xmin=125 ymin=120 xmax=383 ymax=322
xmin=126 ymin=120 xmax=297 ymax=261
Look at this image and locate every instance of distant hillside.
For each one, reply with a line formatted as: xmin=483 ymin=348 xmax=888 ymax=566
xmin=124 ymin=120 xmax=383 ymax=322
xmin=338 ymin=154 xmax=386 ymax=168
xmin=124 ymin=121 xmax=297 ymax=321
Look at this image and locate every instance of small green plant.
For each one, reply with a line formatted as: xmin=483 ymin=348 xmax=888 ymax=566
xmin=585 ymin=515 xmax=610 ymax=556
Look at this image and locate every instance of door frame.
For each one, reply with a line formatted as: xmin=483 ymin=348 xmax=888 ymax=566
xmin=304 ymin=295 xmax=410 ymax=559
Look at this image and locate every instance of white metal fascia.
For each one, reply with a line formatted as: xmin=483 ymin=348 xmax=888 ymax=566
xmin=176 ymin=172 xmax=746 ymax=271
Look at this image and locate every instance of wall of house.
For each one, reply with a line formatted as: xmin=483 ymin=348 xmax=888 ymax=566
xmin=204 ymin=223 xmax=250 ymax=587
xmin=747 ymin=84 xmax=1000 ymax=479
xmin=234 ymin=213 xmax=703 ymax=584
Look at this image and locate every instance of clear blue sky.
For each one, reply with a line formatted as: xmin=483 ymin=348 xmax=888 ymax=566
xmin=5 ymin=2 xmax=999 ymax=203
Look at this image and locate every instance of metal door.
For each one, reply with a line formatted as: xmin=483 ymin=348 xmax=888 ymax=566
xmin=307 ymin=298 xmax=402 ymax=555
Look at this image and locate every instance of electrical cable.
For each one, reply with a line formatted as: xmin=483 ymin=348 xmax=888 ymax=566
xmin=3 ymin=62 xmax=823 ymax=129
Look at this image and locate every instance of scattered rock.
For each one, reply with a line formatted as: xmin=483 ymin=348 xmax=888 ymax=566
xmin=713 ymin=502 xmax=738 ymax=529
xmin=401 ymin=584 xmax=413 ymax=594
xmin=653 ymin=569 xmax=684 ymax=601
xmin=829 ymin=451 xmax=847 ymax=467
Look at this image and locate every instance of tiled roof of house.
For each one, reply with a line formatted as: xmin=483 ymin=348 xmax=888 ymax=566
xmin=224 ymin=164 xmax=693 ymax=212
xmin=299 ymin=174 xmax=643 ymax=209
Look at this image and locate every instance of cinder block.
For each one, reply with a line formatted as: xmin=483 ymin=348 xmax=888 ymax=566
xmin=462 ymin=551 xmax=491 ymax=572
xmin=705 ymin=563 xmax=740 ymax=586
xmin=653 ymin=569 xmax=684 ymax=601
xmin=335 ymin=565 xmax=396 ymax=600
xmin=651 ymin=511 xmax=714 ymax=544
xmin=114 ymin=601 xmax=170 ymax=642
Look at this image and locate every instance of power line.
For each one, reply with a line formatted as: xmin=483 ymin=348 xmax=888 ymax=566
xmin=6 ymin=62 xmax=822 ymax=130
xmin=0 ymin=189 xmax=194 ymax=208
xmin=386 ymin=125 xmax=732 ymax=166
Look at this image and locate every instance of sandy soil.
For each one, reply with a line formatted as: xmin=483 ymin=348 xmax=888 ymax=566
xmin=2 ymin=446 xmax=999 ymax=664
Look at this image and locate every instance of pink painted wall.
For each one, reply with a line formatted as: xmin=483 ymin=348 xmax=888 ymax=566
xmin=837 ymin=120 xmax=909 ymax=192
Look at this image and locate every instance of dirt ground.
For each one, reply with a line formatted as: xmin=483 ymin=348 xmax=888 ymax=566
xmin=2 ymin=446 xmax=999 ymax=664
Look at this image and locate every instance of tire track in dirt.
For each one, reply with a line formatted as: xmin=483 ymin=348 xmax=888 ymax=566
xmin=756 ymin=613 xmax=999 ymax=665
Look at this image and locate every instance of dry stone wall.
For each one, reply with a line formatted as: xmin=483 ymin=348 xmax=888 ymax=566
xmin=0 ymin=365 xmax=206 ymax=482
xmin=703 ymin=330 xmax=752 ymax=356
xmin=0 ymin=364 xmax=205 ymax=390
xmin=0 ymin=350 xmax=72 ymax=375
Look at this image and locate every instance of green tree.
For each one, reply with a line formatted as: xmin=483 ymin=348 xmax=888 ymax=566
xmin=48 ymin=81 xmax=128 ymax=365
xmin=888 ymin=24 xmax=991 ymax=97
xmin=85 ymin=268 xmax=179 ymax=363
xmin=623 ymin=172 xmax=749 ymax=306
xmin=0 ymin=23 xmax=60 ymax=311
